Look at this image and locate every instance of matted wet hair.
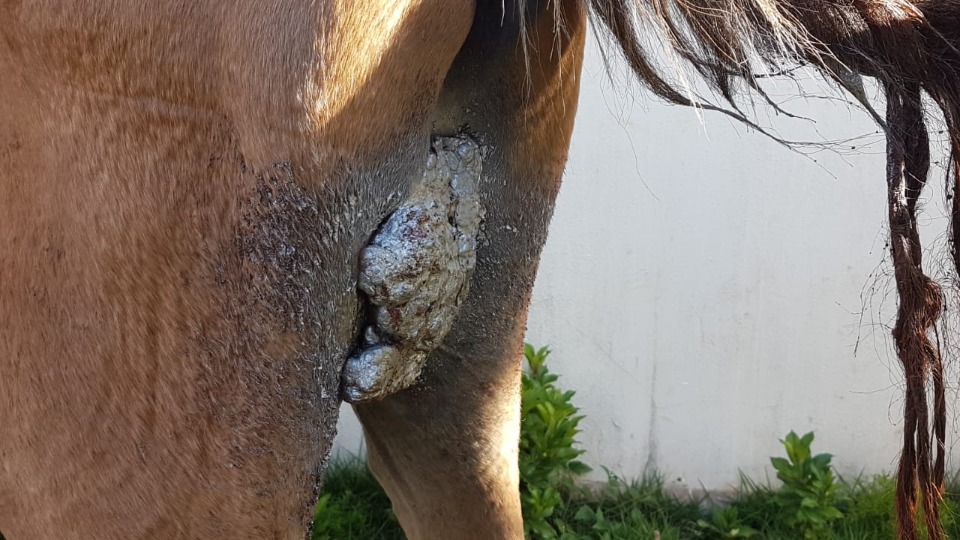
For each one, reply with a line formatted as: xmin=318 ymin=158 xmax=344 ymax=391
xmin=567 ymin=2 xmax=960 ymax=538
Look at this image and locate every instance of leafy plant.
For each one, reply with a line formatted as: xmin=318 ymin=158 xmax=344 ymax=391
xmin=314 ymin=350 xmax=960 ymax=540
xmin=557 ymin=473 xmax=701 ymax=540
xmin=770 ymin=431 xmax=844 ymax=539
xmin=520 ymin=344 xmax=592 ymax=538
xmin=309 ymin=425 xmax=960 ymax=539
xmin=570 ymin=505 xmax=651 ymax=539
xmin=696 ymin=506 xmax=759 ymax=539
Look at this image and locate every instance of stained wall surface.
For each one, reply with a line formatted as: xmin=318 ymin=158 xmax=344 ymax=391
xmin=333 ymin=35 xmax=959 ymax=493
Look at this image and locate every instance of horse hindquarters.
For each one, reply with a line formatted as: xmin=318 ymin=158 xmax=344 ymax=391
xmin=0 ymin=1 xmax=474 ymax=537
xmin=353 ymin=2 xmax=588 ymax=538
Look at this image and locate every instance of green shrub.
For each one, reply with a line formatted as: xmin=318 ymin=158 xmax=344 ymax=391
xmin=519 ymin=344 xmax=592 ymax=538
xmin=770 ymin=431 xmax=844 ymax=539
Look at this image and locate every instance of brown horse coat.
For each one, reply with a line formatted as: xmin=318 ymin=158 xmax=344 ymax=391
xmin=4 ymin=1 xmax=960 ymax=539
xmin=1 ymin=1 xmax=582 ymax=538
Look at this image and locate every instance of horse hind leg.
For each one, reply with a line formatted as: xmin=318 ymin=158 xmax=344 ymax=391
xmin=350 ymin=1 xmax=587 ymax=538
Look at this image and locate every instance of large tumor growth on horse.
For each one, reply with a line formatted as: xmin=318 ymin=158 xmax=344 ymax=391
xmin=340 ymin=136 xmax=484 ymax=402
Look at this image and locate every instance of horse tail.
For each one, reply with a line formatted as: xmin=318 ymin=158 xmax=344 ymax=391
xmin=581 ymin=1 xmax=960 ymax=538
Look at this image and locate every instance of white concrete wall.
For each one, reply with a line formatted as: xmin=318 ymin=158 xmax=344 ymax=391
xmin=333 ymin=37 xmax=959 ymax=493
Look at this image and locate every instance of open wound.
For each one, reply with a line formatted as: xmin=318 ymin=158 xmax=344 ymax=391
xmin=340 ymin=136 xmax=484 ymax=402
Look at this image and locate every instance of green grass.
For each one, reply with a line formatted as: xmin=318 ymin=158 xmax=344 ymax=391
xmin=310 ymin=455 xmax=404 ymax=540
xmin=710 ymin=473 xmax=960 ymax=540
xmin=310 ymin=346 xmax=960 ymax=538
xmin=310 ymin=463 xmax=960 ymax=539
xmin=549 ymin=474 xmax=704 ymax=539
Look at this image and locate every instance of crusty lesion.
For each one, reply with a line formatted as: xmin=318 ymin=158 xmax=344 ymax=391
xmin=340 ymin=136 xmax=484 ymax=402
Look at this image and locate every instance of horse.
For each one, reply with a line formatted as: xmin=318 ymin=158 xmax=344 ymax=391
xmin=1 ymin=1 xmax=958 ymax=539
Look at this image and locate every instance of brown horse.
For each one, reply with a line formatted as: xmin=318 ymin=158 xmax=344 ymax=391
xmin=1 ymin=1 xmax=958 ymax=539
